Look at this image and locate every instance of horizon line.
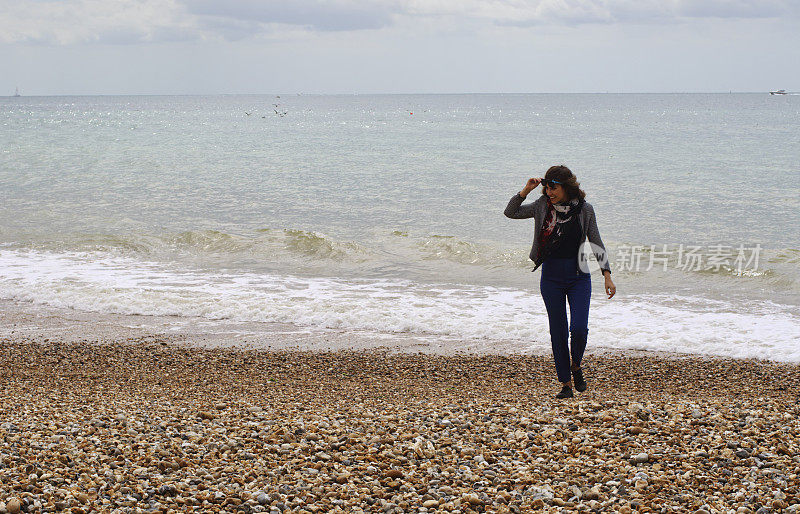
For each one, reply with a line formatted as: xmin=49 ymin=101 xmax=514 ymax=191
xmin=2 ymin=90 xmax=793 ymax=97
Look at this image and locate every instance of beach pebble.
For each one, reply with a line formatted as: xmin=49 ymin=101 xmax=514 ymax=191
xmin=634 ymin=452 xmax=649 ymax=463
xmin=462 ymin=493 xmax=483 ymax=506
xmin=5 ymin=498 xmax=21 ymax=514
xmin=584 ymin=487 xmax=601 ymax=500
xmin=158 ymin=484 xmax=177 ymax=496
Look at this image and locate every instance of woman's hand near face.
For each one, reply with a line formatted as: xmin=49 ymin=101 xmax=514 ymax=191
xmin=520 ymin=177 xmax=543 ymax=198
xmin=604 ymin=274 xmax=616 ymax=299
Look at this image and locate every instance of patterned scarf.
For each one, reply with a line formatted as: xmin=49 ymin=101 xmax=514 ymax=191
xmin=534 ymin=197 xmax=584 ymax=267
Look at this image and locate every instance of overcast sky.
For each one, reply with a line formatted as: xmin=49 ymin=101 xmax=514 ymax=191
xmin=2 ymin=0 xmax=799 ymax=95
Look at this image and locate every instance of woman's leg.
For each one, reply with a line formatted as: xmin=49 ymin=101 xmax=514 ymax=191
xmin=540 ymin=273 xmax=571 ymax=385
xmin=567 ymin=272 xmax=592 ymax=369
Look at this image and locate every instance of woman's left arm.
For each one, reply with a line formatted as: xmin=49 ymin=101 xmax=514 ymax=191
xmin=586 ymin=205 xmax=616 ymax=299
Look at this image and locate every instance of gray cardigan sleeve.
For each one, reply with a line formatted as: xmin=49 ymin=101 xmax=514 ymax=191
xmin=504 ymin=193 xmax=537 ymax=219
xmin=584 ymin=203 xmax=611 ymax=275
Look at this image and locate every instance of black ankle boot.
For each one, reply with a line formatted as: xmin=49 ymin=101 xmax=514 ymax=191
xmin=572 ymin=367 xmax=587 ymax=392
xmin=556 ymin=386 xmax=573 ymax=399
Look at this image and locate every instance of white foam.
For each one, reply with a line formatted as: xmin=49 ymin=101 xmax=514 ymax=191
xmin=1 ymin=250 xmax=798 ymax=362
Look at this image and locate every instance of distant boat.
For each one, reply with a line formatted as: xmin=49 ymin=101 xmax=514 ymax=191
xmin=770 ymin=89 xmax=787 ymax=95
xmin=13 ymin=87 xmax=20 ymax=97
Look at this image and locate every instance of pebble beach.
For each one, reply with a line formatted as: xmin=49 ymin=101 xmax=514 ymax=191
xmin=1 ymin=336 xmax=799 ymax=513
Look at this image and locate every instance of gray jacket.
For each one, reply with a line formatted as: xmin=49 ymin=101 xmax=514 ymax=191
xmin=504 ymin=193 xmax=611 ymax=275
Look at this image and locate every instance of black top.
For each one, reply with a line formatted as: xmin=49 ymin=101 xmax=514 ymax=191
xmin=547 ymin=215 xmax=583 ymax=259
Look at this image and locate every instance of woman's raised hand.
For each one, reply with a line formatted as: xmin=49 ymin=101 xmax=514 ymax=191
xmin=520 ymin=177 xmax=543 ymax=197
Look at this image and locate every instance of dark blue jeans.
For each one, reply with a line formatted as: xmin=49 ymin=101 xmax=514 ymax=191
xmin=539 ymin=257 xmax=591 ymax=384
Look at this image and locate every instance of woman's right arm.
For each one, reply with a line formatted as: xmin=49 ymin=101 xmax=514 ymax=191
xmin=504 ymin=178 xmax=542 ymax=219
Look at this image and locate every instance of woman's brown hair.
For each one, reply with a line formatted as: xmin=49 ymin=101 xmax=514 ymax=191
xmin=541 ymin=165 xmax=586 ymax=200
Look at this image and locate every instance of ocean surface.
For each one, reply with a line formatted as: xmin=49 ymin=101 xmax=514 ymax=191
xmin=1 ymin=93 xmax=799 ymax=360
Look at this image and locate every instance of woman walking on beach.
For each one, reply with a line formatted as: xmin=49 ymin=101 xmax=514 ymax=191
xmin=504 ymin=165 xmax=616 ymax=399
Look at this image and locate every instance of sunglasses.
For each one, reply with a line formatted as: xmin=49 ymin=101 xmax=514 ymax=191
xmin=541 ymin=179 xmax=562 ymax=188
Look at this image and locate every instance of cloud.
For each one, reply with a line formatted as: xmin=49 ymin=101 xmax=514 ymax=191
xmin=405 ymin=0 xmax=799 ymax=26
xmin=1 ymin=0 xmax=797 ymax=45
xmin=0 ymin=0 xmax=198 ymax=45
xmin=186 ymin=0 xmax=397 ymax=32
xmin=675 ymin=0 xmax=798 ymax=19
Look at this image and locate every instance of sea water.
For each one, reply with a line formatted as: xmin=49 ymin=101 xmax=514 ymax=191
xmin=1 ymin=93 xmax=798 ymax=360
